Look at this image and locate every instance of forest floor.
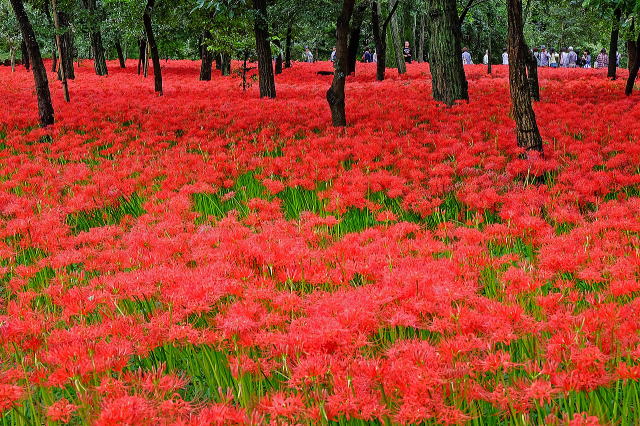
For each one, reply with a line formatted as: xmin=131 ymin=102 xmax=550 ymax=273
xmin=1 ymin=60 xmax=640 ymax=425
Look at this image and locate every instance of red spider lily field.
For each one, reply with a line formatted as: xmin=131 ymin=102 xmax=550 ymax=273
xmin=1 ymin=61 xmax=640 ymax=425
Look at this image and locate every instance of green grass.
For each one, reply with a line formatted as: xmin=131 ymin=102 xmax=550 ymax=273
xmin=66 ymin=194 xmax=145 ymax=234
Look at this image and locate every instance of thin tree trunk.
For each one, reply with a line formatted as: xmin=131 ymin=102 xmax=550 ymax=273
xmin=115 ymin=39 xmax=126 ymax=68
xmin=199 ymin=31 xmax=213 ymax=81
xmin=143 ymin=0 xmax=162 ymax=94
xmin=9 ymin=0 xmax=54 ymax=127
xmin=507 ymin=0 xmax=543 ymax=152
xmin=608 ymin=7 xmax=621 ymax=79
xmin=389 ymin=0 xmax=406 ymax=74
xmin=347 ymin=2 xmax=367 ymax=75
xmin=427 ymin=0 xmax=468 ymax=105
xmin=371 ymin=0 xmax=400 ymax=81
xmin=10 ymin=47 xmax=16 ymax=72
xmin=51 ymin=38 xmax=57 ymax=72
xmin=221 ymin=53 xmax=231 ymax=76
xmin=51 ymin=0 xmax=70 ymax=102
xmin=143 ymin=38 xmax=150 ymax=77
xmin=137 ymin=38 xmax=146 ymax=75
xmin=284 ymin=23 xmax=292 ymax=68
xmin=21 ymin=39 xmax=30 ymax=70
xmin=416 ymin=12 xmax=425 ymax=63
xmin=253 ymin=0 xmax=276 ymax=98
xmin=625 ymin=31 xmax=640 ymax=96
xmin=215 ymin=52 xmax=221 ymax=70
xmin=327 ymin=0 xmax=355 ymax=126
xmin=274 ymin=39 xmax=283 ymax=74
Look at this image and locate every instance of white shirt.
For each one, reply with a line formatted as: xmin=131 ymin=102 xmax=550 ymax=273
xmin=502 ymin=52 xmax=509 ymax=65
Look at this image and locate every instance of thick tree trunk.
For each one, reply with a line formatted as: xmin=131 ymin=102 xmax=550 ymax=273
xmin=57 ymin=11 xmax=75 ymax=80
xmin=625 ymin=31 xmax=640 ymax=96
xmin=9 ymin=0 xmax=54 ymax=127
xmin=526 ymin=51 xmax=540 ymax=101
xmin=199 ymin=31 xmax=213 ymax=81
xmin=389 ymin=0 xmax=406 ymax=74
xmin=607 ymin=7 xmax=621 ymax=79
xmin=416 ymin=12 xmax=425 ymax=63
xmin=507 ymin=0 xmax=543 ymax=152
xmin=253 ymin=0 xmax=276 ymax=98
xmin=427 ymin=0 xmax=468 ymax=105
xmin=273 ymin=39 xmax=283 ymax=74
xmin=51 ymin=0 xmax=70 ymax=102
xmin=327 ymin=0 xmax=355 ymax=127
xmin=115 ymin=39 xmax=126 ymax=68
xmin=21 ymin=40 xmax=30 ymax=70
xmin=214 ymin=53 xmax=221 ymax=70
xmin=284 ymin=24 xmax=292 ymax=68
xmin=90 ymin=31 xmax=108 ymax=75
xmin=143 ymin=0 xmax=162 ymax=94
xmin=628 ymin=40 xmax=637 ymax=72
xmin=347 ymin=2 xmax=367 ymax=75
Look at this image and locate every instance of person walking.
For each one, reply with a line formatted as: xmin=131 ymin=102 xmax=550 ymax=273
xmin=596 ymin=48 xmax=608 ymax=69
xmin=502 ymin=48 xmax=509 ymax=65
xmin=567 ymin=46 xmax=578 ymax=68
xmin=462 ymin=47 xmax=473 ymax=65
xmin=539 ymin=46 xmax=550 ymax=67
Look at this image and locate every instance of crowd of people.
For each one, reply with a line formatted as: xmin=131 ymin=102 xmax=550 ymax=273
xmin=317 ymin=42 xmax=622 ymax=70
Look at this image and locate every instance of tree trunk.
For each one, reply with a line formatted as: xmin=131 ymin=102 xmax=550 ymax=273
xmin=327 ymin=0 xmax=355 ymax=127
xmin=9 ymin=0 xmax=54 ymax=127
xmin=371 ymin=0 xmax=400 ymax=81
xmin=143 ymin=0 xmax=162 ymax=95
xmin=526 ymin=51 xmax=539 ymax=101
xmin=57 ymin=11 xmax=75 ymax=80
xmin=221 ymin=53 xmax=231 ymax=76
xmin=416 ymin=12 xmax=425 ymax=63
xmin=10 ymin=47 xmax=16 ymax=72
xmin=199 ymin=31 xmax=213 ymax=81
xmin=273 ymin=39 xmax=283 ymax=74
xmin=625 ymin=31 xmax=640 ymax=96
xmin=427 ymin=0 xmax=468 ymax=105
xmin=507 ymin=0 xmax=543 ymax=152
xmin=21 ymin=39 xmax=30 ymax=70
xmin=51 ymin=0 xmax=70 ymax=102
xmin=138 ymin=38 xmax=146 ymax=75
xmin=284 ymin=24 xmax=292 ymax=68
xmin=51 ymin=38 xmax=57 ymax=72
xmin=82 ymin=0 xmax=107 ymax=75
xmin=347 ymin=2 xmax=367 ymax=75
xmin=607 ymin=7 xmax=621 ymax=79
xmin=115 ymin=39 xmax=126 ymax=68
xmin=253 ymin=0 xmax=276 ymax=98
xmin=389 ymin=0 xmax=406 ymax=74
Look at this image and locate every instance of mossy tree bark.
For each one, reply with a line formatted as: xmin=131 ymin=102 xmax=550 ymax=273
xmin=327 ymin=0 xmax=355 ymax=126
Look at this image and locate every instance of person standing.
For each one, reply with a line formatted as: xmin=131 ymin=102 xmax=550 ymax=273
xmin=403 ymin=41 xmax=412 ymax=63
xmin=596 ymin=48 xmax=608 ymax=68
xmin=539 ymin=46 xmax=550 ymax=66
xmin=549 ymin=48 xmax=559 ymax=68
xmin=373 ymin=49 xmax=377 ymax=63
xmin=616 ymin=51 xmax=621 ymax=66
xmin=582 ymin=50 xmax=591 ymax=68
xmin=533 ymin=48 xmax=540 ymax=65
xmin=502 ymin=48 xmax=509 ymax=65
xmin=462 ymin=47 xmax=473 ymax=65
xmin=560 ymin=48 xmax=569 ymax=67
xmin=362 ymin=48 xmax=373 ymax=63
xmin=567 ymin=46 xmax=578 ymax=67
xmin=483 ymin=49 xmax=489 ymax=65
xmin=330 ymin=46 xmax=336 ymax=62
xmin=304 ymin=47 xmax=314 ymax=63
